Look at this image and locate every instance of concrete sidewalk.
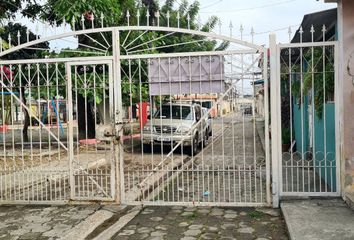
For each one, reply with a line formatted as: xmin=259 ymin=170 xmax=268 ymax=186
xmin=281 ymin=199 xmax=354 ymax=240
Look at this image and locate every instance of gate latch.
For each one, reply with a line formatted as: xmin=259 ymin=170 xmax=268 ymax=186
xmin=96 ymin=124 xmax=115 ymax=141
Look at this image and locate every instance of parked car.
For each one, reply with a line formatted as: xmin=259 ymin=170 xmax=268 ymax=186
xmin=240 ymin=104 xmax=252 ymax=115
xmin=142 ymin=103 xmax=208 ymax=155
xmin=195 ymin=100 xmax=217 ymax=118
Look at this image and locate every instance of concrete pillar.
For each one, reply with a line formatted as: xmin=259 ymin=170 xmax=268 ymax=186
xmin=336 ymin=0 xmax=354 ymax=200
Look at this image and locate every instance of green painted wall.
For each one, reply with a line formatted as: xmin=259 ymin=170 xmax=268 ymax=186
xmin=293 ymin=99 xmax=336 ymax=191
xmin=293 ymin=97 xmax=309 ymax=156
xmin=314 ymin=103 xmax=336 ymax=191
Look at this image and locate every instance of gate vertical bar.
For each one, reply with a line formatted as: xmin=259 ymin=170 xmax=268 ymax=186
xmin=334 ymin=42 xmax=341 ymax=194
xmin=66 ymin=63 xmax=75 ymax=199
xmin=108 ymin=62 xmax=115 ymax=200
xmin=263 ymin=48 xmax=271 ymax=205
xmin=270 ymin=33 xmax=280 ymax=208
xmin=112 ymin=28 xmax=123 ymax=203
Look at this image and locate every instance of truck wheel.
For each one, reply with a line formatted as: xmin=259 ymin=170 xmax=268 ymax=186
xmin=143 ymin=143 xmax=152 ymax=153
xmin=200 ymin=130 xmax=209 ymax=148
xmin=203 ymin=130 xmax=209 ymax=147
xmin=187 ymin=135 xmax=199 ymax=156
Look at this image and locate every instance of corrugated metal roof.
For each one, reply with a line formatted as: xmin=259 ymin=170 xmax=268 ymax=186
xmin=291 ymin=8 xmax=337 ymax=43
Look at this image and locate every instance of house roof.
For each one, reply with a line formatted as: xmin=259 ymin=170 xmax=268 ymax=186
xmin=291 ymin=8 xmax=337 ymax=43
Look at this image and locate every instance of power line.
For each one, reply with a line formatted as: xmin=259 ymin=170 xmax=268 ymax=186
xmin=253 ymin=24 xmax=299 ymax=36
xmin=200 ymin=0 xmax=297 ymax=13
xmin=200 ymin=0 xmax=223 ymax=10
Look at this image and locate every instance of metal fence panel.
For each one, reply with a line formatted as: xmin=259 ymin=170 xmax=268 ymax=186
xmin=275 ymin=34 xmax=340 ymax=198
xmin=120 ymin=50 xmax=270 ymax=206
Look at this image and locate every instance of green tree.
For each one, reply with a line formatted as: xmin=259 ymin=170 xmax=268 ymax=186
xmin=39 ymin=0 xmax=137 ymax=139
xmin=0 ymin=21 xmax=49 ymax=141
xmin=3 ymin=0 xmax=229 ymax=140
xmin=0 ymin=0 xmax=42 ymax=21
xmin=290 ymin=47 xmax=335 ymax=119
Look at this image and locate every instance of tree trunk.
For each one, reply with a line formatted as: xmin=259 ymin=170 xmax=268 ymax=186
xmin=21 ymin=86 xmax=30 ymax=142
xmin=143 ymin=0 xmax=158 ymax=26
xmin=77 ymin=94 xmax=96 ymax=140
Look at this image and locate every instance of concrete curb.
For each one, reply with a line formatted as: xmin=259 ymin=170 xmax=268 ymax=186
xmin=59 ymin=209 xmax=114 ymax=240
xmin=280 ymin=203 xmax=296 ymax=240
xmin=345 ymin=193 xmax=354 ymax=211
xmin=92 ymin=206 xmax=142 ymax=240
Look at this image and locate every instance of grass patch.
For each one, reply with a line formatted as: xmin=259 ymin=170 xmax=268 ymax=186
xmin=248 ymin=210 xmax=264 ymax=219
xmin=187 ymin=212 xmax=198 ymax=220
xmin=270 ymin=223 xmax=279 ymax=231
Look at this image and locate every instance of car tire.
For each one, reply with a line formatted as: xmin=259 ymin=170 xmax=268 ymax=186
xmin=187 ymin=134 xmax=199 ymax=156
xmin=200 ymin=130 xmax=208 ymax=148
xmin=143 ymin=143 xmax=152 ymax=153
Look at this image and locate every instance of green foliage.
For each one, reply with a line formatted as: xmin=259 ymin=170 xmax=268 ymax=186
xmin=303 ymin=48 xmax=334 ymax=118
xmin=0 ymin=0 xmax=21 ymax=20
xmin=48 ymin=0 xmax=120 ymax=25
xmin=282 ymin=128 xmax=291 ymax=144
xmin=248 ymin=210 xmax=264 ymax=219
xmin=0 ymin=0 xmax=37 ymax=20
xmin=2 ymin=0 xmax=229 ymax=108
xmin=0 ymin=23 xmax=49 ymax=60
xmin=290 ymin=47 xmax=335 ymax=119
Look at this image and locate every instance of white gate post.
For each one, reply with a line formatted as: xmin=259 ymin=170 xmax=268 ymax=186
xmin=66 ymin=63 xmax=75 ymax=200
xmin=263 ymin=48 xmax=271 ymax=206
xmin=112 ymin=28 xmax=124 ymax=204
xmin=269 ymin=33 xmax=281 ymax=208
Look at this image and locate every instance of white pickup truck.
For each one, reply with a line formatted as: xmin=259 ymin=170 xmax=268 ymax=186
xmin=142 ymin=102 xmax=211 ymax=155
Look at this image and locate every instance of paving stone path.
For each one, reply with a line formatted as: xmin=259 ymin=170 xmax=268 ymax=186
xmin=112 ymin=206 xmax=288 ymax=240
xmin=0 ymin=204 xmax=105 ymax=240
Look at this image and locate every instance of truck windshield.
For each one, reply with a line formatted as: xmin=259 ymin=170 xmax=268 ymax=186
xmin=195 ymin=101 xmax=212 ymax=109
xmin=154 ymin=105 xmax=193 ymax=120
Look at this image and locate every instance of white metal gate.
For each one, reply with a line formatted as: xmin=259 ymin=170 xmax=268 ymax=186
xmin=66 ymin=61 xmax=116 ymax=201
xmin=0 ymin=61 xmax=71 ymax=203
xmin=0 ymin=10 xmax=273 ymax=206
xmin=270 ymin=27 xmax=341 ymax=206
xmin=0 ymin=57 xmax=117 ymax=203
xmin=117 ymin=26 xmax=271 ymax=206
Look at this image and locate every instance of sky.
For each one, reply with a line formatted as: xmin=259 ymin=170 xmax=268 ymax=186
xmin=195 ymin=0 xmax=337 ymax=45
